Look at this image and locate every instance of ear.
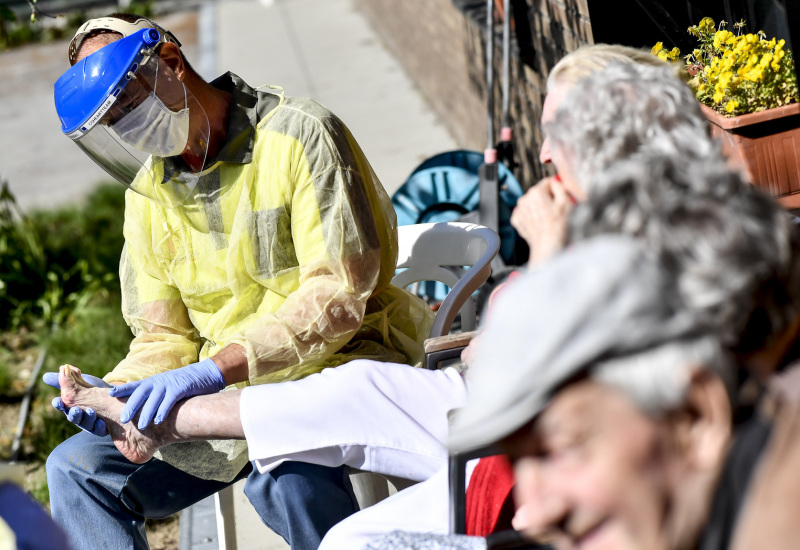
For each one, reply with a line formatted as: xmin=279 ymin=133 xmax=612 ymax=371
xmin=682 ymin=367 xmax=732 ymax=470
xmin=158 ymin=42 xmax=186 ymax=80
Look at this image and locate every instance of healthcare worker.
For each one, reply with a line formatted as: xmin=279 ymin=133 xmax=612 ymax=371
xmin=44 ymin=13 xmax=433 ymax=550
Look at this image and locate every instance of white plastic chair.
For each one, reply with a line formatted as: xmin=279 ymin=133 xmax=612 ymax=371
xmin=350 ymin=222 xmax=500 ymax=508
xmin=214 ymin=222 xmax=501 ymax=547
xmin=393 ymin=222 xmax=500 ymax=337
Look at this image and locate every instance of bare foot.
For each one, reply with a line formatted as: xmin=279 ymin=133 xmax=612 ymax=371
xmin=58 ymin=365 xmax=169 ymax=464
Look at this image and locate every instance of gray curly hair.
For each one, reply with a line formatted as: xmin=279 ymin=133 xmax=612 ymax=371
xmin=570 ymin=152 xmax=800 ymax=355
xmin=546 ymin=62 xmax=720 ymax=193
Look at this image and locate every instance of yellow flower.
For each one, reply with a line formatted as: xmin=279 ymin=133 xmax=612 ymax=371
xmin=745 ymin=67 xmax=764 ymax=81
xmin=698 ymin=17 xmax=715 ymax=33
xmin=713 ymin=30 xmax=734 ymax=49
xmin=667 ymin=47 xmax=681 ymax=61
xmin=722 ymin=58 xmax=735 ymax=72
xmin=679 ymin=17 xmax=797 ymax=116
xmin=651 ymin=42 xmax=664 ymax=54
xmin=657 ymin=50 xmax=669 ymax=61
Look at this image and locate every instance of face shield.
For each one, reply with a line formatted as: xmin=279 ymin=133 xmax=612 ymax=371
xmin=54 ymin=29 xmax=211 ymax=208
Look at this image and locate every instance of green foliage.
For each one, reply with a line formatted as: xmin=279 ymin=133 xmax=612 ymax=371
xmin=29 ymin=472 xmax=49 ymax=507
xmin=29 ymin=293 xmax=132 ymax=462
xmin=0 ymin=360 xmax=13 ymax=396
xmin=0 ymin=1 xmax=67 ymax=49
xmin=40 ymin=293 xmax=132 ymax=380
xmin=0 ymin=337 xmax=26 ymax=397
xmin=0 ymin=179 xmax=132 ymax=503
xmin=27 ymin=403 xmax=75 ymax=464
xmin=0 ymin=181 xmax=45 ymax=329
xmin=0 ymin=179 xmax=126 ymax=332
xmin=29 ymin=183 xmax=126 ymax=289
xmin=0 ymin=5 xmax=15 ymax=47
xmin=0 ymin=6 xmax=17 ymax=22
xmin=0 ymin=0 xmax=151 ymax=50
xmin=126 ymin=1 xmax=154 ymax=18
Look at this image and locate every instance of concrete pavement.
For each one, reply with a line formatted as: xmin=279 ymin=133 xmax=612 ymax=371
xmin=214 ymin=0 xmax=456 ymax=196
xmin=0 ymin=10 xmax=201 ymax=211
xmin=0 ymin=0 xmax=456 ymax=210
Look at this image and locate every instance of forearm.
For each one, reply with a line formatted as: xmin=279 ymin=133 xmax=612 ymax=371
xmin=241 ymin=256 xmax=379 ymax=382
xmin=161 ymin=390 xmax=246 ymax=441
xmin=210 ymin=344 xmax=249 ymax=385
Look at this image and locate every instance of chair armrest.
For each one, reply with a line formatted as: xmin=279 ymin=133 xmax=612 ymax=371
xmin=448 ymin=443 xmax=504 ymax=535
xmin=424 ymin=331 xmax=479 ymax=353
xmin=424 ymin=331 xmax=479 ymax=370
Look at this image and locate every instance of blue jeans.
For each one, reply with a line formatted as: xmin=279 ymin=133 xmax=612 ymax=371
xmin=46 ymin=432 xmax=359 ymax=550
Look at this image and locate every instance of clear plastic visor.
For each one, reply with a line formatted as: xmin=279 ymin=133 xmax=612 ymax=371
xmin=71 ymin=54 xmax=210 ymax=208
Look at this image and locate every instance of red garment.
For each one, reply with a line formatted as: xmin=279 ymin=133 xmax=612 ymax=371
xmin=464 ymin=273 xmax=521 ymax=536
xmin=464 ymin=454 xmax=516 ymax=536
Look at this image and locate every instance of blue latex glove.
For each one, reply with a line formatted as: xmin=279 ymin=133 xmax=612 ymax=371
xmin=43 ymin=371 xmax=112 ymax=437
xmin=109 ymin=358 xmax=226 ymax=429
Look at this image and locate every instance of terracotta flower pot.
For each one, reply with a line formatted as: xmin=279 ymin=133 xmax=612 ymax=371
xmin=700 ymin=103 xmax=800 ymax=208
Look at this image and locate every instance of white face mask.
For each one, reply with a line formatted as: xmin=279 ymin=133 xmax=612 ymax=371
xmin=112 ymin=83 xmax=190 ymax=157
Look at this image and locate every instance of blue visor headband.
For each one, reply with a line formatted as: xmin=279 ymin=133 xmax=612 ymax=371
xmin=54 ymin=29 xmax=162 ymax=138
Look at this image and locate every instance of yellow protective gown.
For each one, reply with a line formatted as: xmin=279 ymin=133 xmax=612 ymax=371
xmin=105 ymin=73 xmax=434 ymax=480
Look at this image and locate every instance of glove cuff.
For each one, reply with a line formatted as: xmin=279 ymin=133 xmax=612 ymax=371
xmin=198 ymin=358 xmax=226 ymax=391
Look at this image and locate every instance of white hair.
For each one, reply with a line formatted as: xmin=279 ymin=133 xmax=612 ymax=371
xmin=547 ymin=43 xmax=669 ymax=92
xmin=592 ymin=335 xmax=735 ymax=415
xmin=546 ymin=62 xmax=719 ymax=194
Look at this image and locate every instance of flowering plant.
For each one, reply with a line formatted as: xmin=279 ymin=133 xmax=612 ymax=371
xmin=652 ymin=17 xmax=798 ymax=116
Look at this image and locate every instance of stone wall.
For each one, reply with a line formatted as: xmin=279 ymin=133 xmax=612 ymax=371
xmin=356 ymin=0 xmax=593 ymax=189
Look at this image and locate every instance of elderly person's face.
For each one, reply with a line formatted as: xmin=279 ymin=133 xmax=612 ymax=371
xmin=539 ymin=84 xmax=584 ymax=201
xmin=500 ymin=378 xmax=728 ymax=550
xmin=539 ymin=85 xmax=568 ymax=166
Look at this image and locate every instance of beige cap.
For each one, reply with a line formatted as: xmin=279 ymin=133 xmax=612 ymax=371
xmin=68 ymin=16 xmax=181 ymax=62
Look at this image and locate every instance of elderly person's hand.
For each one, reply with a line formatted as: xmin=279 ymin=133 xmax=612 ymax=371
xmin=460 ymin=332 xmax=483 ymax=368
xmin=511 ymin=176 xmax=575 ymax=266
